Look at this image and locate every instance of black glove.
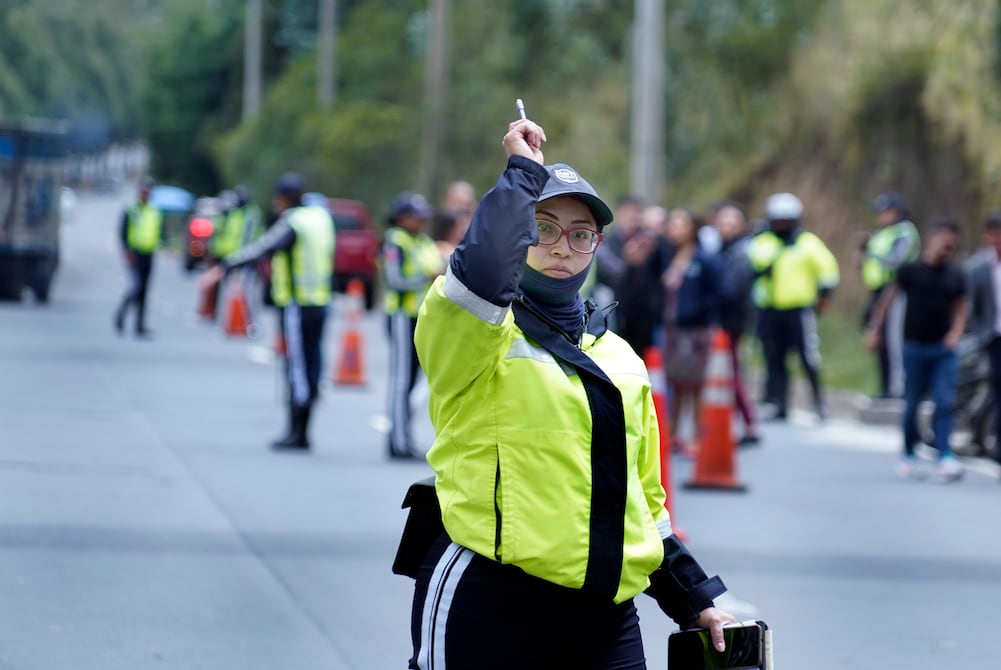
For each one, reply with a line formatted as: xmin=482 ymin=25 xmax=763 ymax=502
xmin=645 ymin=534 xmax=727 ymax=626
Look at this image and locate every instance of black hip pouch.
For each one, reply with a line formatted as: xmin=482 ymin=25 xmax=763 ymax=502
xmin=392 ymin=476 xmax=445 ymax=579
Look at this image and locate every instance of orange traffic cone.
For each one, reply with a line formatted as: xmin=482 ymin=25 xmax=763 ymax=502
xmin=683 ymin=329 xmax=747 ymax=492
xmin=644 ymin=346 xmax=687 ymax=541
xmin=223 ymin=282 xmax=251 ymax=338
xmin=333 ymin=278 xmax=367 ymax=386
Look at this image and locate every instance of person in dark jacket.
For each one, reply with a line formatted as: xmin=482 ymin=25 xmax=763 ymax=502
xmin=616 ymin=208 xmax=674 ymax=356
xmin=716 ymin=202 xmax=760 ymax=445
xmin=661 ymin=207 xmax=724 ymax=455
xmin=965 ymin=213 xmax=1001 ymax=471
xmin=200 ymin=173 xmax=335 ymax=450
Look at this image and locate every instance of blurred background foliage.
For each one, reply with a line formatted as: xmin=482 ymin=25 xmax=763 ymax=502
xmin=5 ymin=0 xmax=1001 ymax=300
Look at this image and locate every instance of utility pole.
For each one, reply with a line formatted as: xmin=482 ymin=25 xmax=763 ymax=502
xmin=630 ymin=0 xmax=664 ymax=203
xmin=243 ymin=0 xmax=263 ymax=120
xmin=317 ymin=0 xmax=337 ymax=107
xmin=418 ymin=0 xmax=449 ymax=200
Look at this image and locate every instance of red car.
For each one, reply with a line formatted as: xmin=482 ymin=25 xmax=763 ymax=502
xmin=184 ymin=197 xmax=219 ymax=272
xmin=327 ymin=198 xmax=380 ymax=310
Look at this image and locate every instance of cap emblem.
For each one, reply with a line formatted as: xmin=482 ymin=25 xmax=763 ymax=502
xmin=553 ymin=167 xmax=579 ymax=184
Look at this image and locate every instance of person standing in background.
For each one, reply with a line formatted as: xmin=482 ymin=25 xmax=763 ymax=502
xmin=616 ymin=204 xmax=674 ymax=356
xmin=205 ymin=185 xmax=264 ymax=319
xmin=114 ymin=177 xmax=164 ymax=338
xmin=382 ymin=193 xmax=444 ymax=460
xmin=213 ymin=185 xmax=264 ymax=261
xmin=866 ymin=219 xmax=966 ymax=482
xmin=661 ymin=207 xmax=723 ymax=455
xmin=963 ymin=213 xmax=1001 ymax=475
xmin=593 ymin=195 xmax=647 ymax=328
xmin=442 ymin=180 xmax=477 ymax=237
xmin=434 ymin=180 xmax=478 ymax=262
xmin=200 ymin=172 xmax=335 ymax=450
xmin=715 ymin=203 xmax=760 ymax=446
xmin=860 ymin=193 xmax=921 ymax=399
xmin=748 ymin=192 xmax=839 ymax=422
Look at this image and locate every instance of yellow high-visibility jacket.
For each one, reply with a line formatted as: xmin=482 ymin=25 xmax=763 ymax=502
xmin=414 ymin=268 xmax=672 ymax=604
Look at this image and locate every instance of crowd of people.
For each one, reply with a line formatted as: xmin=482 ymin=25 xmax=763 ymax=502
xmin=588 ymin=189 xmax=839 ymax=460
xmin=115 ymin=158 xmax=1001 ymax=486
xmin=112 ymin=113 xmax=1001 ymax=668
xmin=584 ymin=185 xmax=1001 ymax=485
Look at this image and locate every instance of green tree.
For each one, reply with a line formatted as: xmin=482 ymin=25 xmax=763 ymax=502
xmin=141 ymin=0 xmax=245 ymax=193
xmin=0 ymin=0 xmax=147 ymax=147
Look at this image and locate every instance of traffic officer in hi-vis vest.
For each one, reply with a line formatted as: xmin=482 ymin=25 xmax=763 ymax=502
xmin=382 ymin=192 xmax=444 ymax=460
xmin=213 ymin=185 xmax=264 ymax=261
xmin=861 ymin=192 xmax=920 ymax=399
xmin=114 ymin=177 xmax=165 ymax=338
xmin=205 ymin=185 xmax=265 ymax=320
xmin=200 ymin=172 xmax=335 ymax=450
xmin=749 ymin=192 xmax=840 ymax=422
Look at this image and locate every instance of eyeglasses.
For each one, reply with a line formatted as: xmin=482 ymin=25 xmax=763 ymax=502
xmin=536 ymin=220 xmax=603 ymax=254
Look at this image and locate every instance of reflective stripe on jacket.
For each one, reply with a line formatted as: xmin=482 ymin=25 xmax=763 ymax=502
xmin=414 ymin=267 xmax=672 ymax=604
xmin=126 ymin=205 xmax=162 ymax=253
xmin=748 ymin=230 xmax=839 ymax=309
xmin=270 ymin=205 xmax=335 ymax=307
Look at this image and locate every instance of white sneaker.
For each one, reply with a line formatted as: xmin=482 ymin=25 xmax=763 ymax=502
xmin=936 ymin=456 xmax=964 ymax=483
xmin=895 ymin=456 xmax=925 ymax=480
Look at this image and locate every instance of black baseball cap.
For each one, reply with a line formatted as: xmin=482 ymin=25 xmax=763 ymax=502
xmin=274 ymin=172 xmax=306 ymax=196
xmin=538 ymin=163 xmax=614 ymax=228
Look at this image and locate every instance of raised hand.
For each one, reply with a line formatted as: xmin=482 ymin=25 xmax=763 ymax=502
xmin=501 ymin=118 xmax=547 ymax=165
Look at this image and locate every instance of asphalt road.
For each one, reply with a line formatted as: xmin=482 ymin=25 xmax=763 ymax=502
xmin=1 ymin=185 xmax=1000 ymax=669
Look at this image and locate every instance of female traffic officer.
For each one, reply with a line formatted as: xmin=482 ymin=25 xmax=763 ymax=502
xmin=407 ymin=115 xmax=735 ymax=668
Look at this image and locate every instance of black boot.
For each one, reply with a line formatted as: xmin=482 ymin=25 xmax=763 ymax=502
xmin=272 ymin=405 xmax=310 ymax=449
xmin=297 ymin=404 xmax=312 ymax=447
xmin=135 ymin=300 xmax=151 ymax=338
xmin=113 ymin=300 xmax=127 ymax=335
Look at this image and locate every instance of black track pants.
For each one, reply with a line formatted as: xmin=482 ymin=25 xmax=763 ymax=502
xmin=409 ymin=535 xmax=647 ymax=670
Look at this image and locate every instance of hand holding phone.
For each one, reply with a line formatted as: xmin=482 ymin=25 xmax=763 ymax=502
xmin=667 ymin=620 xmax=772 ymax=670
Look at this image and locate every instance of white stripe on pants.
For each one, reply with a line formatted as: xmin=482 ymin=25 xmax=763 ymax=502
xmin=283 ymin=304 xmax=309 ymax=406
xmin=416 ymin=542 xmax=473 ymax=669
xmin=389 ymin=311 xmax=414 ymax=451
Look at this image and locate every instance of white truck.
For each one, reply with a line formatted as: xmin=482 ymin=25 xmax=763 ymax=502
xmin=0 ymin=119 xmax=68 ymax=303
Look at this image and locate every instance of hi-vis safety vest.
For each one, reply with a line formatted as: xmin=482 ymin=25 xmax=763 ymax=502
xmin=414 ymin=269 xmax=673 ymax=604
xmin=862 ymin=220 xmax=920 ymax=290
xmin=126 ymin=204 xmax=162 ymax=254
xmin=213 ymin=206 xmax=252 ymax=260
xmin=748 ymin=229 xmax=839 ymax=309
xmin=383 ymin=227 xmax=442 ymax=316
xmin=270 ymin=206 xmax=335 ymax=308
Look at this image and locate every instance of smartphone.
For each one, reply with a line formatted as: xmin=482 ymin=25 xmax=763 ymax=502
xmin=667 ymin=620 xmax=772 ymax=670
